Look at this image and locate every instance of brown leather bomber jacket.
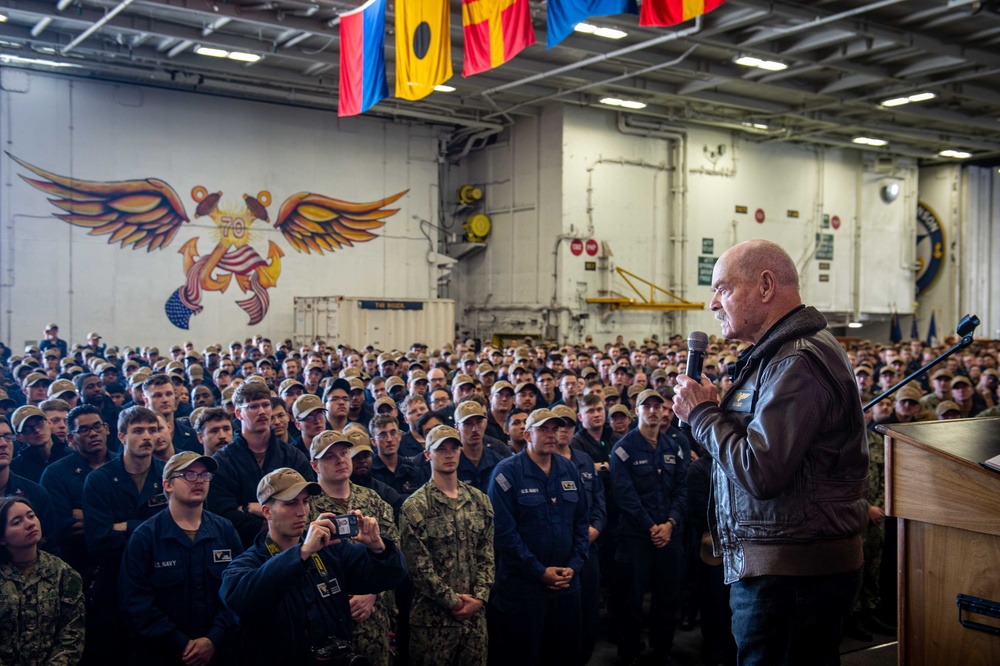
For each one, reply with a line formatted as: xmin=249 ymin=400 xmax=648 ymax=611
xmin=689 ymin=306 xmax=869 ymax=585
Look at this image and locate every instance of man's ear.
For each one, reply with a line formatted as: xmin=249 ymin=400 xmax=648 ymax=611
xmin=759 ymin=270 xmax=777 ymax=303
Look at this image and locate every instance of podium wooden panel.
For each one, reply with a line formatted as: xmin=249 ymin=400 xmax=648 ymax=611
xmin=879 ymin=418 xmax=1000 ymax=666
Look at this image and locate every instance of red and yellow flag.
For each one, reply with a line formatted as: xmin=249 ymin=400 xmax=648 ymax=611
xmin=462 ymin=0 xmax=536 ymax=77
xmin=640 ymin=0 xmax=726 ymax=27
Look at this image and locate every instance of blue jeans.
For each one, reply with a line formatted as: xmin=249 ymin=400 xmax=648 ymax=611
xmin=729 ymin=569 xmax=861 ymax=666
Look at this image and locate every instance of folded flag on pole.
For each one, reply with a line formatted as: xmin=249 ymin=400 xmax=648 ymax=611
xmin=546 ymin=0 xmax=638 ymax=48
xmin=395 ymin=0 xmax=452 ymax=101
xmin=338 ymin=0 xmax=389 ymax=117
xmin=910 ymin=314 xmax=919 ymax=340
xmin=926 ymin=310 xmax=937 ymax=346
xmin=640 ymin=0 xmax=726 ymax=27
xmin=462 ymin=0 xmax=536 ymax=77
xmin=890 ymin=310 xmax=902 ymax=343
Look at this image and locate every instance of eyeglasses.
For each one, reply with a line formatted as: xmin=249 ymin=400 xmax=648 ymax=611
xmin=326 ymin=396 xmax=349 ymax=403
xmin=170 ymin=471 xmax=214 ymax=483
xmin=73 ymin=423 xmax=107 ymax=436
xmin=22 ymin=421 xmax=48 ymax=434
xmin=242 ymin=401 xmax=272 ymax=412
xmin=0 ymin=433 xmax=14 ymax=443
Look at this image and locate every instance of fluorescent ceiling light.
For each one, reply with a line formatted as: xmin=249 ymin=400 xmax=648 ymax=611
xmin=847 ymin=322 xmax=863 ymax=329
xmin=195 ymin=46 xmax=229 ymax=58
xmin=433 ymin=84 xmax=456 ymax=93
xmin=880 ymin=91 xmax=937 ymax=107
xmin=734 ymin=55 xmax=787 ymax=71
xmin=574 ymin=23 xmax=628 ymax=39
xmin=852 ymin=136 xmax=888 ymax=147
xmin=0 ymin=54 xmax=80 ymax=68
xmin=880 ymin=97 xmax=911 ymax=107
xmin=0 ymin=13 xmax=8 ymax=22
xmin=938 ymin=149 xmax=972 ymax=159
xmin=600 ymin=97 xmax=646 ymax=109
xmin=594 ymin=27 xmax=627 ymax=39
xmin=742 ymin=122 xmax=769 ymax=130
xmin=228 ymin=51 xmax=261 ymax=62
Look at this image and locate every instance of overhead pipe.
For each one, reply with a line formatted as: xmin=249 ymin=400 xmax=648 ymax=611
xmin=166 ymin=39 xmax=193 ymax=58
xmin=30 ymin=17 xmax=53 ymax=37
xmin=484 ymin=45 xmax=699 ymax=120
xmin=61 ymin=0 xmax=137 ymax=55
xmin=740 ymin=0 xmax=910 ymax=47
xmin=480 ymin=16 xmax=703 ymax=97
xmin=201 ymin=17 xmax=231 ymax=37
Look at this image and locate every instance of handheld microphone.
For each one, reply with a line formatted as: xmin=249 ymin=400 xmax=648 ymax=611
xmin=686 ymin=331 xmax=708 ymax=382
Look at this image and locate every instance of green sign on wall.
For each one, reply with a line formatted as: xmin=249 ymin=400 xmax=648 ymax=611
xmin=815 ymin=234 xmax=834 ymax=261
xmin=698 ymin=256 xmax=718 ymax=286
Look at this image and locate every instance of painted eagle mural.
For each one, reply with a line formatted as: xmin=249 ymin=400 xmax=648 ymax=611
xmin=8 ymin=153 xmax=408 ymax=329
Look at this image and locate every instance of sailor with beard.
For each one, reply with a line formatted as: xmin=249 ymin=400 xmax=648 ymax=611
xmin=120 ymin=451 xmax=242 ymax=666
xmin=206 ymin=382 xmax=315 ymax=548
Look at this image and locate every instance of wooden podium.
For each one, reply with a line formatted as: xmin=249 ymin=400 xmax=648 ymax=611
xmin=879 ymin=418 xmax=1000 ymax=666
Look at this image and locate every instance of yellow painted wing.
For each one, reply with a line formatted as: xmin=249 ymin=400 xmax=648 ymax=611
xmin=274 ymin=190 xmax=408 ymax=255
xmin=9 ymin=153 xmax=190 ymax=252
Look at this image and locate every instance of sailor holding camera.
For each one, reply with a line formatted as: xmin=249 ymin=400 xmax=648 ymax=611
xmin=220 ymin=467 xmax=407 ymax=665
xmin=309 ymin=430 xmax=400 ymax=666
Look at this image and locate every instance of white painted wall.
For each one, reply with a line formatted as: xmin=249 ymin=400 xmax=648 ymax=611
xmin=4 ymin=74 xmax=974 ymax=352
xmin=449 ymin=104 xmax=919 ymax=345
xmin=1 ymin=71 xmax=443 ymax=350
xmin=961 ymin=166 xmax=1000 ymax=339
xmin=916 ymin=164 xmax=961 ymax=340
xmin=920 ymin=163 xmax=1000 ymax=340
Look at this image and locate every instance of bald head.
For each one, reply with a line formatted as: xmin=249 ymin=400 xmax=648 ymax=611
xmin=711 ymin=239 xmax=803 ymax=343
xmin=726 ymin=239 xmax=800 ymax=291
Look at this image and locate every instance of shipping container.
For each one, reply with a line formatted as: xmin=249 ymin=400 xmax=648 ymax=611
xmin=294 ymin=296 xmax=456 ymax=350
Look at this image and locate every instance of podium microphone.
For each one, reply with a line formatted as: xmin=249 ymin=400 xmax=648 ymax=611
xmin=686 ymin=331 xmax=709 ymax=382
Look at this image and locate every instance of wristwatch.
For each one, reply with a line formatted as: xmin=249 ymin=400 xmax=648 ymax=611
xmin=667 ymin=518 xmax=678 ymax=527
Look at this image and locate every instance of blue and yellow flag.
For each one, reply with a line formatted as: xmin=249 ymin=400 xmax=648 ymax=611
xmin=395 ymin=0 xmax=452 ymax=100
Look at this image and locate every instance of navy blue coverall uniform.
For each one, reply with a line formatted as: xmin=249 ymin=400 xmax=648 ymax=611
xmin=120 ymin=508 xmax=243 ymax=665
xmin=40 ymin=450 xmax=99 ymax=572
xmin=206 ymin=432 xmax=314 ymax=548
xmin=82 ymin=455 xmax=168 ymax=665
xmin=487 ymin=451 xmax=590 ymax=666
xmin=569 ymin=447 xmax=606 ymax=664
xmin=220 ymin=532 xmax=408 ymax=665
xmin=611 ymin=428 xmax=689 ymax=660
xmin=457 ymin=446 xmax=504 ymax=494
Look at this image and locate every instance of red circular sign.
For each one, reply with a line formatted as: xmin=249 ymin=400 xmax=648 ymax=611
xmin=831 ymin=215 xmax=841 ymax=230
xmin=570 ymin=239 xmax=583 ymax=256
xmin=585 ymin=239 xmax=599 ymax=256
xmin=755 ymin=208 xmax=765 ymax=224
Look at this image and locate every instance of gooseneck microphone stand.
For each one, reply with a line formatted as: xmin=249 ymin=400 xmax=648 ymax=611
xmin=863 ymin=313 xmax=981 ymax=412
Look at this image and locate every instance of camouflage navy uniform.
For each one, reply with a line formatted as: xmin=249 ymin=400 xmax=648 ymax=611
xmin=400 ymin=481 xmax=494 ymax=666
xmin=311 ymin=483 xmax=398 ymax=666
xmin=858 ymin=427 xmax=886 ymax=613
xmin=0 ymin=550 xmax=85 ymax=665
